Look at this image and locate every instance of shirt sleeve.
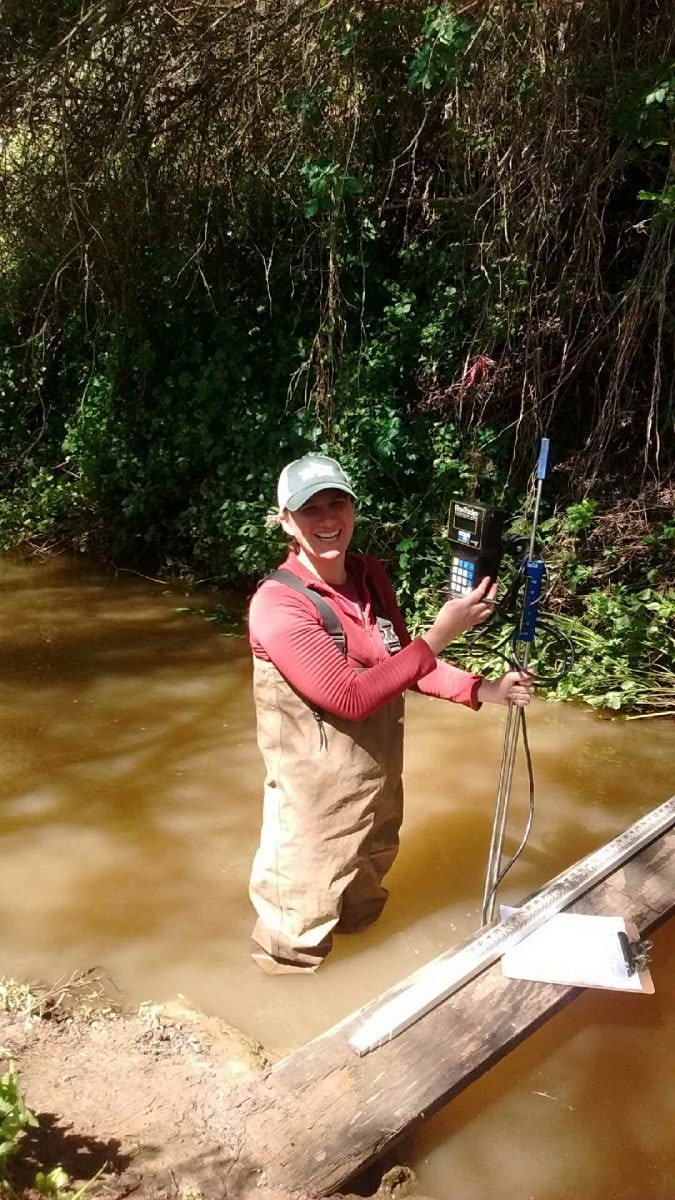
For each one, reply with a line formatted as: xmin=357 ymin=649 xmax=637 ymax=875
xmin=249 ymin=582 xmax=440 ymax=720
xmin=366 ymin=558 xmax=483 ymax=710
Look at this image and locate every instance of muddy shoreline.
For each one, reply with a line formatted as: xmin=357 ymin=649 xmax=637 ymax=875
xmin=1 ymin=990 xmax=428 ymax=1200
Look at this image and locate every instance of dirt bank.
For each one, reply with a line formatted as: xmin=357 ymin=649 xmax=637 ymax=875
xmin=0 ymin=988 xmax=431 ymax=1200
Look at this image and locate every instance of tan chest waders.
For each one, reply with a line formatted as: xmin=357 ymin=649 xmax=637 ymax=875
xmin=249 ymin=576 xmax=404 ymax=973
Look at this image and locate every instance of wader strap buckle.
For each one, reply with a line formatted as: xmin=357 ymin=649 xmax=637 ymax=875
xmin=375 ymin=615 xmax=401 ymax=655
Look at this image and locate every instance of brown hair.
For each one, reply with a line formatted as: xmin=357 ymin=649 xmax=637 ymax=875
xmin=267 ymin=508 xmax=299 ymax=552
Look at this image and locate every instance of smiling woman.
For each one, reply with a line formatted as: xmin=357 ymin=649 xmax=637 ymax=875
xmin=279 ymin=489 xmax=356 ymax=581
xmin=246 ymin=454 xmax=534 ymax=974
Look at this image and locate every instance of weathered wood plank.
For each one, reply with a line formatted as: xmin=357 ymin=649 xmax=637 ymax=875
xmin=349 ymin=796 xmax=675 ymax=1054
xmin=230 ymin=810 xmax=675 ymax=1196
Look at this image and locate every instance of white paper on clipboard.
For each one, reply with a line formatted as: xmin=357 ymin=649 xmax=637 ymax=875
xmin=499 ymin=907 xmax=655 ymax=993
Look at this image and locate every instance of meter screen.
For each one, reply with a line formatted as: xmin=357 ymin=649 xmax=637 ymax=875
xmin=455 ymin=514 xmax=478 ymax=533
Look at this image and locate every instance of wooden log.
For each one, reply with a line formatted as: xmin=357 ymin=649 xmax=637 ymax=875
xmin=230 ymin=814 xmax=675 ymax=1196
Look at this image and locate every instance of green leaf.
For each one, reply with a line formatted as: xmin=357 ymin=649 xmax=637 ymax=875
xmin=342 ymin=176 xmax=363 ymax=197
xmin=645 ymin=86 xmax=668 ymax=105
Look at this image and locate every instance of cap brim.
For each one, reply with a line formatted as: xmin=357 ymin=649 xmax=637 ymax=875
xmin=285 ymin=482 xmax=356 ymax=511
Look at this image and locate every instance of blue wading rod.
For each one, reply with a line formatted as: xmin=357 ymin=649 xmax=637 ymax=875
xmin=481 ymin=438 xmax=550 ymax=925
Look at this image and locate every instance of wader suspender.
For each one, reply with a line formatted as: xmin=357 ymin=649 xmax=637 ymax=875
xmin=265 ymin=569 xmax=348 ymax=656
xmin=262 ymin=566 xmax=401 ymax=748
xmin=263 ymin=567 xmax=402 ymax=658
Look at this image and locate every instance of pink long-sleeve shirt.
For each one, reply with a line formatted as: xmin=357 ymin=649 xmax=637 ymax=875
xmin=248 ymin=551 xmax=482 ymax=720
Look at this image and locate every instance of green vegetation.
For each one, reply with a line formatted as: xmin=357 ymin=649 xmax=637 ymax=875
xmin=0 ymin=1057 xmax=92 ymax=1200
xmin=0 ymin=2 xmax=672 ymax=713
xmin=0 ymin=980 xmax=105 ymax=1200
xmin=0 ymin=1060 xmax=39 ymax=1179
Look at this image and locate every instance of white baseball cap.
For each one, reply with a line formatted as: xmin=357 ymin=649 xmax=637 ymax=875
xmin=277 ymin=454 xmax=356 ymax=512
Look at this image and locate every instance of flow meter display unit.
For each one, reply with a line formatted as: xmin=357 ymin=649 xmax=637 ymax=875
xmin=447 ymin=501 xmax=506 ymax=596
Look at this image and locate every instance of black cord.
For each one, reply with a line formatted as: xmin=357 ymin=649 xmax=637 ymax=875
xmin=441 ymin=552 xmax=577 ymax=910
xmin=482 ymin=709 xmax=536 ymax=919
xmin=477 ymin=583 xmax=574 ymax=910
xmin=510 ymin=619 xmax=576 ymax=684
xmin=480 ymin=708 xmax=535 ymax=918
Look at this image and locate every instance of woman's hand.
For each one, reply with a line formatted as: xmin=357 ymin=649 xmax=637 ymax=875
xmin=477 ymin=670 xmax=535 ymax=707
xmin=421 ymin=576 xmax=497 ymax=656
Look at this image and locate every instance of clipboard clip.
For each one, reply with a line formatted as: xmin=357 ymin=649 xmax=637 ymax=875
xmin=617 ymin=931 xmax=653 ymax=977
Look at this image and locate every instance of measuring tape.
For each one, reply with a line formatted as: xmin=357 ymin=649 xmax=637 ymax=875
xmin=348 ymin=795 xmax=675 ymax=1056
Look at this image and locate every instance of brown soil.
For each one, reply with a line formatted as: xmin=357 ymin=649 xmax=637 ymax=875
xmin=0 ymin=997 xmax=431 ymax=1200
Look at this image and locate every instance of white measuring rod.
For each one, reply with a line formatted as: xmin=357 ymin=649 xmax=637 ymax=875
xmin=348 ymin=795 xmax=675 ymax=1057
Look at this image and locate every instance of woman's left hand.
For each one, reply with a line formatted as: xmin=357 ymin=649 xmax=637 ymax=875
xmin=477 ymin=670 xmax=535 ymax=707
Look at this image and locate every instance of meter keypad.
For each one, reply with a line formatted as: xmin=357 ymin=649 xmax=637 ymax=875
xmin=448 ymin=497 xmax=505 ymax=599
xmin=450 ymin=556 xmax=476 ymax=595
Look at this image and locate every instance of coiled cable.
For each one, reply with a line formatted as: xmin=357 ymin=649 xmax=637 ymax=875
xmin=464 ymin=560 xmax=575 ymax=903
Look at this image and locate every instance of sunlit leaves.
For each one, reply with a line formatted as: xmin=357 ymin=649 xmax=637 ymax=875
xmin=301 ymin=159 xmax=363 ymax=217
xmin=407 ymin=6 xmax=475 ymax=91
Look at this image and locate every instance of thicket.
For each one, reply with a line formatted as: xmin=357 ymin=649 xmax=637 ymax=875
xmin=0 ymin=1 xmax=673 ymax=712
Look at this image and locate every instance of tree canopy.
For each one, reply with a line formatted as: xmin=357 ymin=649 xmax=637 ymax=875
xmin=0 ymin=1 xmax=673 ymax=709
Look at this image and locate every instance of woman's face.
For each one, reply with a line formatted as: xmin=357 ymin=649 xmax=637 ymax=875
xmin=282 ymin=488 xmax=355 ymax=568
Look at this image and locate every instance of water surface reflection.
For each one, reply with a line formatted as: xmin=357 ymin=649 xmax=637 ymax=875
xmin=1 ymin=553 xmax=673 ymax=1198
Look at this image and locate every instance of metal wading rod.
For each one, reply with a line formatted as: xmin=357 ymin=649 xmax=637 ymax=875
xmin=481 ymin=644 xmax=530 ymax=925
xmin=480 ymin=439 xmax=549 ymax=926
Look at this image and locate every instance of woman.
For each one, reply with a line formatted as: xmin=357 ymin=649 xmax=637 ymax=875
xmin=248 ymin=453 xmax=533 ymax=973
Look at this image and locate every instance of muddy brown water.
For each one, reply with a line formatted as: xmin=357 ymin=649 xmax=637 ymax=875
xmin=2 ymin=552 xmax=674 ymax=1199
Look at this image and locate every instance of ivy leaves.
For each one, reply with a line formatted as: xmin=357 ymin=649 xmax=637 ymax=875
xmin=407 ymin=7 xmax=475 ymax=91
xmin=301 ymin=159 xmax=363 ymax=218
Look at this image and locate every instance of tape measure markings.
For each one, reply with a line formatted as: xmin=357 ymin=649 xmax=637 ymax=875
xmin=348 ymin=796 xmax=675 ymax=1056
